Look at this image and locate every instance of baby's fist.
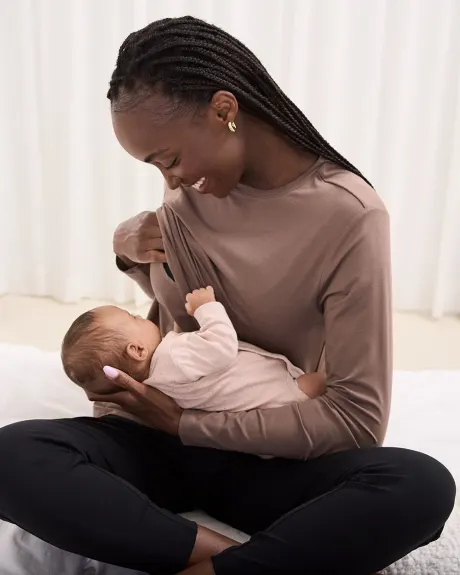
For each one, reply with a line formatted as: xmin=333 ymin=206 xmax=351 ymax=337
xmin=185 ymin=287 xmax=216 ymax=316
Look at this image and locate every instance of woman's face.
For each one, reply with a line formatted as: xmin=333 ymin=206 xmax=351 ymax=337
xmin=112 ymin=91 xmax=246 ymax=199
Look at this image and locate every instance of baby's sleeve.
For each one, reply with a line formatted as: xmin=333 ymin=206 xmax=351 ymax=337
xmin=169 ymin=302 xmax=239 ymax=382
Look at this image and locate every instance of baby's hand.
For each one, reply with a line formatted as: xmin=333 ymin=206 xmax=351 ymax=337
xmin=297 ymin=372 xmax=327 ymax=399
xmin=185 ymin=287 xmax=216 ymax=316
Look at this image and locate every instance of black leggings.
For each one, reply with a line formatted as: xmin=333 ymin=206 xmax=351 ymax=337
xmin=0 ymin=416 xmax=455 ymax=575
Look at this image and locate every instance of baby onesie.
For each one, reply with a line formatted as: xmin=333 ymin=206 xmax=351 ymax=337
xmin=145 ymin=301 xmax=308 ymax=411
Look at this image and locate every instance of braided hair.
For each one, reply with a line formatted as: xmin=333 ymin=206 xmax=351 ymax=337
xmin=108 ymin=16 xmax=369 ymax=184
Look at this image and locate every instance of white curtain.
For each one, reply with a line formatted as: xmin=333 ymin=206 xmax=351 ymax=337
xmin=1 ymin=0 xmax=459 ymax=315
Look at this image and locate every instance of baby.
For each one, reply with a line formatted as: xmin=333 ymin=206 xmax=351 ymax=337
xmin=62 ymin=287 xmax=326 ymax=411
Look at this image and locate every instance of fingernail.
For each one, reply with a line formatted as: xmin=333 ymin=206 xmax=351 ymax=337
xmin=103 ymin=366 xmax=119 ymax=379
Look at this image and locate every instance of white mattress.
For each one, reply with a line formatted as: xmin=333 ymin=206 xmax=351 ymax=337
xmin=0 ymin=343 xmax=458 ymax=575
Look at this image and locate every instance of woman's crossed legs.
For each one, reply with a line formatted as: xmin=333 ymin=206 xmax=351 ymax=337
xmin=0 ymin=415 xmax=455 ymax=575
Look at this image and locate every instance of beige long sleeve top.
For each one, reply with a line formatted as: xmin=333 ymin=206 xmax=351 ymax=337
xmin=145 ymin=301 xmax=307 ymax=412
xmin=95 ymin=158 xmax=392 ymax=460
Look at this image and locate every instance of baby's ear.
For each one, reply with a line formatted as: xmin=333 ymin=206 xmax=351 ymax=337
xmin=126 ymin=343 xmax=149 ymax=362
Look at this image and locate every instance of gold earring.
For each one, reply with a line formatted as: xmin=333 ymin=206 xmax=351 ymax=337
xmin=228 ymin=121 xmax=236 ymax=133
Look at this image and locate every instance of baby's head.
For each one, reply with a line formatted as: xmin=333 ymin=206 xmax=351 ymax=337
xmin=61 ymin=306 xmax=161 ymax=392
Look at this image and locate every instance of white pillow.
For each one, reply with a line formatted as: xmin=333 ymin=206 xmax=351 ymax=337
xmin=0 ymin=343 xmax=92 ymax=427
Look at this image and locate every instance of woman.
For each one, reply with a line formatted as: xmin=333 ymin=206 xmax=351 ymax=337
xmin=0 ymin=16 xmax=455 ymax=575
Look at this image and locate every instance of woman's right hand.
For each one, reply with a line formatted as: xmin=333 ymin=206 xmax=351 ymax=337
xmin=113 ymin=211 xmax=167 ymax=265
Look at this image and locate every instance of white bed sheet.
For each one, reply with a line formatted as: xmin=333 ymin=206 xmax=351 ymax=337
xmin=0 ymin=343 xmax=458 ymax=574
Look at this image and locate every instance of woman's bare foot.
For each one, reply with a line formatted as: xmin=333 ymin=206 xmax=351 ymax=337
xmin=187 ymin=525 xmax=238 ymax=566
xmin=181 ymin=526 xmax=382 ymax=575
xmin=176 ymin=558 xmax=215 ymax=574
xmin=177 ymin=563 xmax=384 ymax=574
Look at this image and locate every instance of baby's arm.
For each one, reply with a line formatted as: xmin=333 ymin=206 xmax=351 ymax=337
xmin=170 ymin=288 xmax=239 ymax=381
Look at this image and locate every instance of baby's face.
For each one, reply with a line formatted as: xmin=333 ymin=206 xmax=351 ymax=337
xmin=95 ymin=306 xmax=161 ymax=355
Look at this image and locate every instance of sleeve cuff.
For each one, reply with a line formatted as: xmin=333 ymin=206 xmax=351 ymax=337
xmin=115 ymin=255 xmax=133 ymax=272
xmin=178 ymin=410 xmax=202 ymax=446
xmin=193 ymin=301 xmax=227 ymax=323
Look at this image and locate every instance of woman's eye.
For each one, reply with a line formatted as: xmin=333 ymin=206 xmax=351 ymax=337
xmin=166 ymin=157 xmax=178 ymax=170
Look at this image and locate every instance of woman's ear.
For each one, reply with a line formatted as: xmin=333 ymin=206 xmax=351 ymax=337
xmin=210 ymin=90 xmax=238 ymax=124
xmin=126 ymin=343 xmax=149 ymax=362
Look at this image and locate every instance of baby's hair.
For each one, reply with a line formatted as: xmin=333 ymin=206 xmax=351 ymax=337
xmin=61 ymin=310 xmax=126 ymax=387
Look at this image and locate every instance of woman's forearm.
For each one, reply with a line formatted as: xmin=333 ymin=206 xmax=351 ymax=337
xmin=179 ymin=385 xmax=387 ymax=460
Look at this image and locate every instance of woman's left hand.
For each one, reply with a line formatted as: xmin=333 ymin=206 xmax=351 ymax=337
xmin=86 ymin=367 xmax=183 ymax=436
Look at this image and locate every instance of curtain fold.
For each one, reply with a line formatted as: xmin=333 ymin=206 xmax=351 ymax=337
xmin=1 ymin=0 xmax=459 ymax=314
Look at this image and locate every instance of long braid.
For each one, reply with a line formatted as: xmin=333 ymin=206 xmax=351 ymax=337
xmin=108 ymin=16 xmax=370 ymax=185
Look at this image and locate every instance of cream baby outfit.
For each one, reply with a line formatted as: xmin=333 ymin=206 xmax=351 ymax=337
xmin=145 ymin=301 xmax=308 ymax=411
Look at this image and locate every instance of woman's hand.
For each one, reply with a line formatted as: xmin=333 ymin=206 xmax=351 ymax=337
xmin=114 ymin=211 xmax=167 ymax=265
xmin=86 ymin=366 xmax=183 ymax=435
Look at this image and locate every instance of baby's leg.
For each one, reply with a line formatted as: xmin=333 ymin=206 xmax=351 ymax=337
xmin=297 ymin=372 xmax=326 ymax=398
